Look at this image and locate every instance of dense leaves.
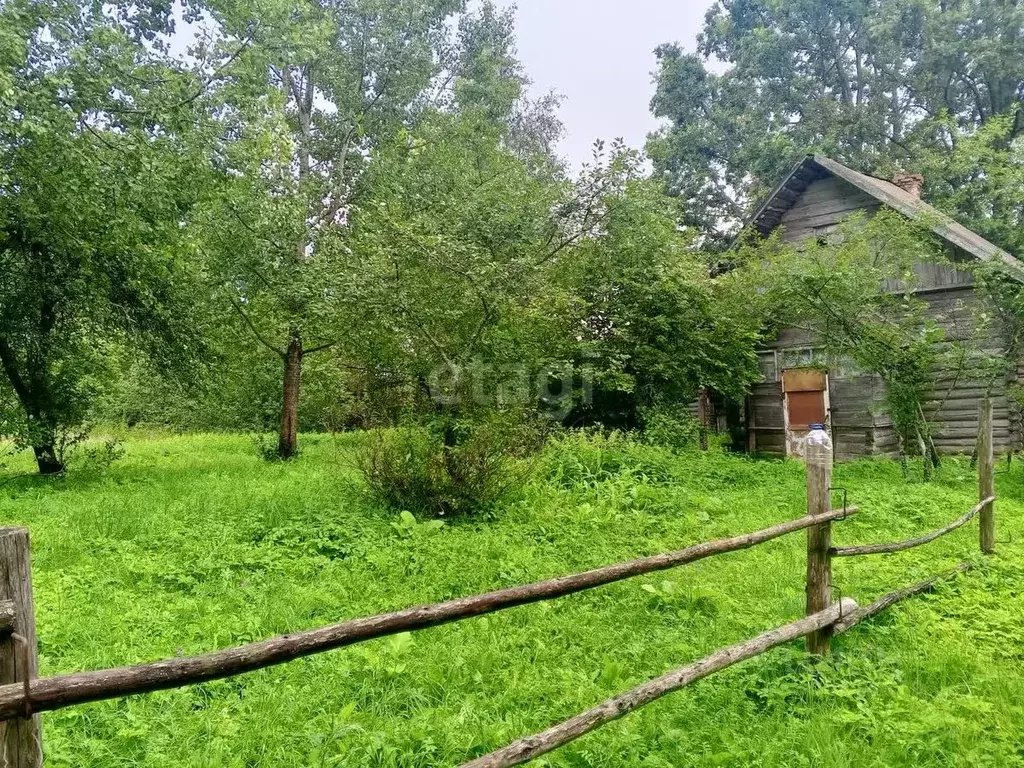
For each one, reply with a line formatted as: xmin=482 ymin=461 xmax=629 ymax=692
xmin=0 ymin=0 xmax=210 ymax=472
xmin=650 ymin=0 xmax=1024 ymax=250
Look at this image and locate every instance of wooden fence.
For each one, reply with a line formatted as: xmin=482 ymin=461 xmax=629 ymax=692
xmin=0 ymin=402 xmax=1000 ymax=768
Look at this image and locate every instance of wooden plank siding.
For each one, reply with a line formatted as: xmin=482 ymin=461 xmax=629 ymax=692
xmin=747 ymin=173 xmax=1023 ymax=459
xmin=778 ymin=177 xmax=882 ymax=244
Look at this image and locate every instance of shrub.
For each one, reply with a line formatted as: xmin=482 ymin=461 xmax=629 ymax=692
xmin=541 ymin=430 xmax=676 ymax=488
xmin=356 ymin=416 xmax=538 ymax=519
xmin=70 ymin=437 xmax=126 ymax=474
xmin=640 ymin=405 xmax=701 ymax=450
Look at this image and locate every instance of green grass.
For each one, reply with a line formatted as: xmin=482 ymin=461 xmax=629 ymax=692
xmin=1 ymin=432 xmax=1023 ymax=767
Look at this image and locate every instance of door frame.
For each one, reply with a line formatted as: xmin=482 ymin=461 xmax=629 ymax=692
xmin=782 ymin=367 xmax=831 ymax=458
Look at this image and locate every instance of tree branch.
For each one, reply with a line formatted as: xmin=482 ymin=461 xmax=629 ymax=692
xmin=228 ymin=298 xmax=285 ymax=357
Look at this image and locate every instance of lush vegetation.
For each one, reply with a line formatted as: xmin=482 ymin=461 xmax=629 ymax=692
xmin=3 ymin=0 xmax=1021 ymax=471
xmin=650 ymin=0 xmax=1024 ymax=251
xmin=2 ymin=433 xmax=1022 ymax=767
xmin=2 ymin=1 xmax=1023 ymax=763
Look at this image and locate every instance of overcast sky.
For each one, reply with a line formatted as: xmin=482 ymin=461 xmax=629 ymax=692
xmin=493 ymin=0 xmax=717 ymax=170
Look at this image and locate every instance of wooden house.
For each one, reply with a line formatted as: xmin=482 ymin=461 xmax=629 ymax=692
xmin=740 ymin=154 xmax=1024 ymax=460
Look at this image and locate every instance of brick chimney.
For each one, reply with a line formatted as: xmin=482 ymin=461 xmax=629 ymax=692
xmin=893 ymin=172 xmax=924 ymax=199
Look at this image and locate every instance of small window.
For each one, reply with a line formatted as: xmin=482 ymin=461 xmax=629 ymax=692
xmin=780 ymin=347 xmax=817 ymax=370
xmin=757 ymin=351 xmax=779 ymax=383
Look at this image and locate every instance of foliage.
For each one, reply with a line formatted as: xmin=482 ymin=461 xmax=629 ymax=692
xmin=355 ymin=415 xmax=539 ymax=518
xmin=0 ymin=0 xmax=210 ymax=473
xmin=918 ymin=113 xmax=1024 ymax=256
xmin=194 ymin=0 xmax=566 ymax=458
xmin=640 ymin=404 xmax=702 ymax=451
xmin=349 ymin=109 xmax=571 ymax=401
xmin=540 ymin=430 xmax=676 ymax=488
xmin=68 ymin=437 xmax=125 ymax=476
xmin=649 ymin=0 xmax=1024 ymax=250
xmin=3 ymin=433 xmax=1022 ymax=766
xmin=553 ymin=169 xmax=763 ymax=428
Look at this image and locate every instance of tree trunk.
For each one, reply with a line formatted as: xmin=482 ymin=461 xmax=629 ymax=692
xmin=32 ymin=444 xmax=64 ymax=476
xmin=278 ymin=337 xmax=303 ymax=460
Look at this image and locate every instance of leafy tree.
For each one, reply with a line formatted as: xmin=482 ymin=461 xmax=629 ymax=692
xmin=0 ymin=0 xmax=208 ymax=473
xmin=195 ymin=0 xmax=475 ymax=460
xmin=918 ymin=113 xmax=1024 ymax=255
xmin=346 ymin=66 xmax=591 ymax=425
xmin=650 ymin=0 xmax=1024 ymax=249
xmin=554 ymin=156 xmax=763 ymax=428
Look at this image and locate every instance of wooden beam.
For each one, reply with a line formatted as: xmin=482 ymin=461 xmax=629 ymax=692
xmin=459 ymin=599 xmax=858 ymax=768
xmin=832 ymin=497 xmax=994 ymax=558
xmin=834 ymin=565 xmax=971 ymax=635
xmin=805 ymin=434 xmax=834 ymax=656
xmin=979 ymin=398 xmax=996 ymax=555
xmin=0 ymin=507 xmax=858 ymax=721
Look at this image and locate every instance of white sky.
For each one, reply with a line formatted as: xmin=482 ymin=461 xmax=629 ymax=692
xmin=493 ymin=0 xmax=718 ymax=170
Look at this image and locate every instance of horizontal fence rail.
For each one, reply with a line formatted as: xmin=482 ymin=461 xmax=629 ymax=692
xmin=461 ymin=599 xmax=860 ymax=768
xmin=832 ymin=497 xmax=995 ymax=558
xmin=834 ymin=565 xmax=972 ymax=635
xmin=0 ymin=507 xmax=857 ymax=722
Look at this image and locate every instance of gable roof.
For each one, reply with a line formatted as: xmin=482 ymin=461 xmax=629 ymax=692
xmin=747 ymin=154 xmax=1023 ymax=278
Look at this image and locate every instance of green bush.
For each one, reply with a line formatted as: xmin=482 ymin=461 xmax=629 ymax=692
xmin=640 ymin=405 xmax=701 ymax=450
xmin=356 ymin=417 xmax=537 ymax=518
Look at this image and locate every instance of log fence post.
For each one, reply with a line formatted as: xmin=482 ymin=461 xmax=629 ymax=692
xmin=0 ymin=528 xmax=41 ymax=768
xmin=978 ymin=398 xmax=995 ymax=555
xmin=697 ymin=388 xmax=711 ymax=452
xmin=805 ymin=433 xmax=834 ymax=655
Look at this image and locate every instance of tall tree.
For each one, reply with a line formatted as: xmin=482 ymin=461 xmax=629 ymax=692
xmin=343 ymin=4 xmax=600 ymax=420
xmin=198 ymin=0 xmax=467 ymax=459
xmin=649 ymin=0 xmax=1024 ymax=249
xmin=0 ymin=0 xmax=208 ymax=473
xmin=553 ymin=148 xmax=763 ymax=428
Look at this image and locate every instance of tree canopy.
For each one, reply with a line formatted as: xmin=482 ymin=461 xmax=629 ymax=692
xmin=649 ymin=0 xmax=1024 ymax=251
xmin=0 ymin=0 xmax=209 ymax=472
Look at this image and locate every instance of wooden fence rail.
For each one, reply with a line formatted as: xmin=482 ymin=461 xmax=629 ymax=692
xmin=831 ymin=497 xmax=995 ymax=558
xmin=834 ymin=565 xmax=972 ymax=635
xmin=0 ymin=507 xmax=857 ymax=723
xmin=461 ymin=599 xmax=861 ymax=768
xmin=0 ymin=400 xmax=999 ymax=767
xmin=464 ymin=559 xmax=979 ymax=768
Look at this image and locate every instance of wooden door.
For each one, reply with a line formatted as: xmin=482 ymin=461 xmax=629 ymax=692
xmin=782 ymin=368 xmax=830 ymax=457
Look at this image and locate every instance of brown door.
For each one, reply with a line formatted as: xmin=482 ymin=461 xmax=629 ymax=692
xmin=782 ymin=369 xmax=829 ymax=457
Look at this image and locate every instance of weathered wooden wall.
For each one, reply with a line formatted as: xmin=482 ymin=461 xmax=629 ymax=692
xmin=778 ymin=176 xmax=881 ymax=244
xmin=917 ymin=286 xmax=1018 ymax=454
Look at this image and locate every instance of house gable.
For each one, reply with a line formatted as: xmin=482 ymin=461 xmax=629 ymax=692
xmin=745 ymin=154 xmax=1024 ymax=281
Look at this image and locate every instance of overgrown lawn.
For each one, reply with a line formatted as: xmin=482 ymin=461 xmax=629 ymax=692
xmin=2 ymin=433 xmax=1022 ymax=767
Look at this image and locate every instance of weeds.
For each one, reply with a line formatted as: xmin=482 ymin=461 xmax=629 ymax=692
xmin=355 ymin=419 xmax=536 ymax=518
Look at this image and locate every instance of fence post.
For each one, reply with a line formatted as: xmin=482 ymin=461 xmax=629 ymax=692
xmin=978 ymin=398 xmax=995 ymax=555
xmin=0 ymin=528 xmax=42 ymax=768
xmin=697 ymin=388 xmax=711 ymax=452
xmin=805 ymin=437 xmax=833 ymax=655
